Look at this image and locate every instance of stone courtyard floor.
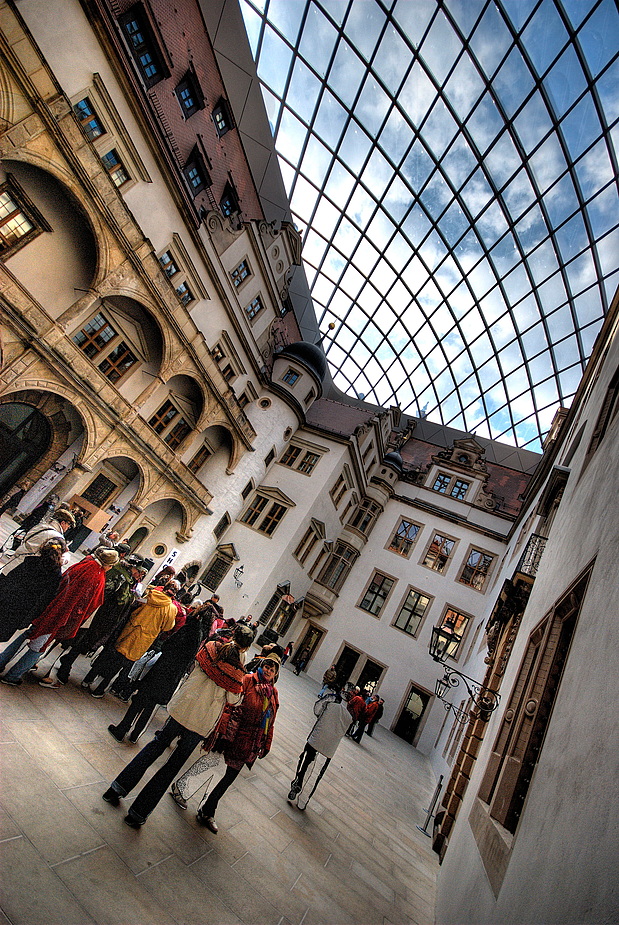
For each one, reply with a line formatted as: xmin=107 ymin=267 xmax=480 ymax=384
xmin=0 ymin=521 xmax=439 ymax=925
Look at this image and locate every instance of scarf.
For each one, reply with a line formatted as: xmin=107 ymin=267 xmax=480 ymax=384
xmin=255 ymin=665 xmax=275 ymax=731
xmin=195 ymin=639 xmax=244 ymax=694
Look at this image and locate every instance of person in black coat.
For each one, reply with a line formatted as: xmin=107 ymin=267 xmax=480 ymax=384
xmin=0 ymin=539 xmax=66 ymax=642
xmin=107 ymin=603 xmax=214 ymax=743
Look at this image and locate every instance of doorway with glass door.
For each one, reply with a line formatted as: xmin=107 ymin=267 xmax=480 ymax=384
xmin=393 ymin=683 xmax=431 ymax=745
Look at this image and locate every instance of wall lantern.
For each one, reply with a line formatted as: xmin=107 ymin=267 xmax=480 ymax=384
xmin=429 ymin=624 xmax=501 ymax=723
xmin=233 ymin=565 xmax=244 ymax=588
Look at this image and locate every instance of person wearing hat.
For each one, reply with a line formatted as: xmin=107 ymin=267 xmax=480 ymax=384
xmin=101 ymin=622 xmax=255 ymax=826
xmin=43 ymin=555 xmax=147 ymax=688
xmin=107 ymin=599 xmax=216 ymax=743
xmin=191 ymin=649 xmax=280 ymax=833
xmin=81 ymin=578 xmax=178 ymax=697
xmin=0 ymin=546 xmax=118 ymax=685
xmin=1 ymin=506 xmax=75 ymax=573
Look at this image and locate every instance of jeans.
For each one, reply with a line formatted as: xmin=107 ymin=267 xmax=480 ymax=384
xmin=293 ymin=743 xmax=318 ymax=788
xmin=113 ymin=691 xmax=158 ymax=741
xmin=0 ymin=631 xmax=41 ymax=681
xmin=111 ymin=717 xmax=202 ymax=821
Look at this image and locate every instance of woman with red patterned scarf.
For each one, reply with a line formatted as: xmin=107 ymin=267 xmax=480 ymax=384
xmin=193 ymin=652 xmax=280 ymax=834
xmin=101 ymin=623 xmax=255 ymax=827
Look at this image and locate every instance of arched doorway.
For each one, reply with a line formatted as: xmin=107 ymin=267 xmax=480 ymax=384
xmin=0 ymin=403 xmax=51 ymax=496
xmin=127 ymin=526 xmax=148 ymax=552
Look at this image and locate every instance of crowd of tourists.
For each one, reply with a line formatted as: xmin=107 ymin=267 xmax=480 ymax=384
xmin=0 ymin=498 xmax=384 ymax=832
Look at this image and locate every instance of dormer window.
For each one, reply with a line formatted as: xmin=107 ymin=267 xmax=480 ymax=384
xmin=212 ymin=97 xmax=233 ymax=136
xmin=220 ymin=182 xmax=239 ymax=217
xmin=176 ymin=73 xmax=204 ymax=118
xmin=183 ymin=147 xmax=210 ymax=196
xmin=431 ymin=471 xmax=471 ymax=500
xmin=119 ymin=5 xmax=168 ymax=88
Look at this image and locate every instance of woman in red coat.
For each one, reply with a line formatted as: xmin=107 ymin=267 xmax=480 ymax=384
xmin=0 ymin=547 xmax=118 ymax=685
xmin=195 ymin=653 xmax=280 ymax=833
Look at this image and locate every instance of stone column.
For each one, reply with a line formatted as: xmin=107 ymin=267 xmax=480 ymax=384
xmin=113 ymin=502 xmax=144 ymax=538
xmin=52 ymin=462 xmax=92 ymax=503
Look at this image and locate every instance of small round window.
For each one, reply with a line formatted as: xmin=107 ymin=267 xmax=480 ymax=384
xmin=153 ymin=543 xmax=167 ymax=557
xmin=259 ymin=398 xmax=271 ymax=409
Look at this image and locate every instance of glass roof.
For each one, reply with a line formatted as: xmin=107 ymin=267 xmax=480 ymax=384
xmin=240 ymin=0 xmax=619 ymax=450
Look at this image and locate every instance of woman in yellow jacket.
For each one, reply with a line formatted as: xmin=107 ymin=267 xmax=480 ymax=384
xmin=82 ymin=585 xmax=177 ymax=697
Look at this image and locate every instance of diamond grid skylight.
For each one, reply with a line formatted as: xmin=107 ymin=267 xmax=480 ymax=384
xmin=241 ymin=0 xmax=619 ymax=449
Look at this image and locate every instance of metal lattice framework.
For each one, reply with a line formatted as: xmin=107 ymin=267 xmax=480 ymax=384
xmin=241 ymin=0 xmax=619 ymax=449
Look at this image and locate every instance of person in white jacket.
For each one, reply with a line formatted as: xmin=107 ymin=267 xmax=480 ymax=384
xmin=287 ymin=685 xmax=353 ymax=809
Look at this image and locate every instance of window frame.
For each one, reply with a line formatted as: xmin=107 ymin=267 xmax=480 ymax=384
xmin=212 ymin=97 xmax=234 ymax=137
xmin=420 ymin=531 xmax=457 ymax=574
xmin=239 ymin=489 xmax=292 ymax=537
xmin=357 ymin=570 xmax=396 ymax=617
xmin=387 ymin=517 xmax=422 ymax=558
xmin=392 ymin=586 xmax=433 ymax=638
xmin=458 ymin=546 xmax=496 ymax=591
xmin=183 ymin=146 xmax=211 ymax=197
xmin=187 ymin=441 xmax=212 ymax=474
xmin=0 ymin=175 xmax=51 ymax=257
xmin=245 ymin=295 xmax=264 ymax=321
xmin=175 ymin=72 xmax=204 ymax=119
xmin=72 ymin=308 xmax=140 ymax=385
xmin=230 ymin=258 xmax=251 ymax=288
xmin=316 ymin=540 xmax=358 ymax=592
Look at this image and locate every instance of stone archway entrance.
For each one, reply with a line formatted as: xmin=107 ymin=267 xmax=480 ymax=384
xmin=0 ymin=402 xmax=51 ymax=496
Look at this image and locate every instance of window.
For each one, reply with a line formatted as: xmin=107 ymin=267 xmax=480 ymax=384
xmin=438 ymin=608 xmax=470 ymax=658
xmin=201 ymin=552 xmax=233 ymax=590
xmin=73 ymin=309 xmax=140 ymax=384
xmin=158 ymin=237 xmax=208 ymax=307
xmin=82 ymin=473 xmax=117 ymax=506
xmin=73 ymin=97 xmax=105 ymax=141
xmin=165 ymin=417 xmax=191 ymax=450
xmin=433 ymin=473 xmax=451 ymax=493
xmin=176 ymin=73 xmax=203 ymax=118
xmin=213 ymin=513 xmax=230 ymax=540
xmin=149 ymin=399 xmax=178 ymax=434
xmin=451 ymin=479 xmax=470 ymax=500
xmin=393 ymin=588 xmax=432 ymax=637
xmin=317 ymin=541 xmax=357 ymax=592
xmin=245 ymin=296 xmax=264 ymax=321
xmin=231 ymin=259 xmax=251 ymax=288
xmin=220 ymin=182 xmax=239 ymax=217
xmin=348 ymin=498 xmax=382 ymax=536
xmin=432 ymin=472 xmax=471 ymax=500
xmin=212 ymin=97 xmax=233 ymax=136
xmin=97 ymin=341 xmax=138 ymax=383
xmin=294 ymin=521 xmax=324 ymax=566
xmin=582 ymin=365 xmax=619 ymax=471
xmin=183 ymin=148 xmax=210 ymax=195
xmin=175 ymin=280 xmax=194 ymax=307
xmin=240 ymin=491 xmax=290 ymax=536
xmin=359 ymin=571 xmax=395 ymax=616
xmin=388 ymin=518 xmax=421 ymax=557
xmin=73 ymin=312 xmax=116 ymax=358
xmin=264 ymin=448 xmax=275 ymax=467
xmin=101 ymin=148 xmax=130 ymax=187
xmin=421 ymin=533 xmax=456 ymax=573
xmin=282 ymin=368 xmax=300 ymax=386
xmin=330 ymin=472 xmax=350 ymax=508
xmin=459 ymin=548 xmax=495 ymax=591
xmin=279 ymin=443 xmax=322 ymax=475
xmin=120 ymin=6 xmax=168 ymax=87
xmin=241 ymin=481 xmax=253 ymax=500
xmin=0 ymin=176 xmax=50 ymax=257
xmin=159 ymin=250 xmax=179 ymax=278
xmin=188 ymin=442 xmax=212 ymax=473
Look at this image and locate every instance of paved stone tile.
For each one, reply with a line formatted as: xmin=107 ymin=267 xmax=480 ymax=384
xmin=0 ymin=835 xmax=95 ymax=925
xmin=53 ymin=846 xmax=176 ymax=925
xmin=190 ymin=849 xmax=282 ymax=925
xmin=137 ymin=853 xmax=242 ymax=924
